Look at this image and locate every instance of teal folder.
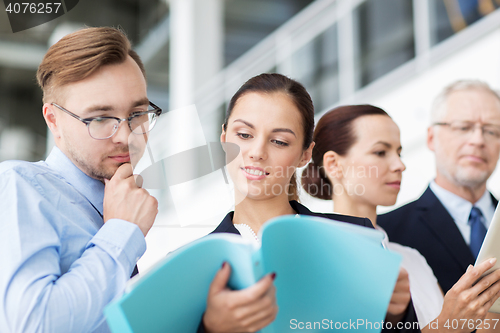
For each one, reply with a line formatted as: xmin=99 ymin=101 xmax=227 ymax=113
xmin=105 ymin=215 xmax=402 ymax=333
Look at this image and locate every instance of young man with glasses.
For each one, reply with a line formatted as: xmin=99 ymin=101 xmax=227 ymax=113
xmin=379 ymin=80 xmax=500 ymax=294
xmin=0 ymin=27 xmax=160 ymax=332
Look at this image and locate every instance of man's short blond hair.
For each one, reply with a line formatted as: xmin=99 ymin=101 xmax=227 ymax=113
xmin=37 ymin=27 xmax=145 ymax=103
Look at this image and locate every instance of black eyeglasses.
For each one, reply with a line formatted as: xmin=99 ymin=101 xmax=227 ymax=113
xmin=52 ymin=102 xmax=162 ymax=140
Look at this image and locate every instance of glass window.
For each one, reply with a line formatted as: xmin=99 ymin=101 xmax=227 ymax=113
xmin=290 ymin=24 xmax=339 ymax=113
xmin=353 ymin=0 xmax=415 ymax=88
xmin=224 ymin=0 xmax=315 ymax=66
xmin=429 ymin=0 xmax=500 ymax=46
xmin=0 ymin=0 xmax=168 ymax=162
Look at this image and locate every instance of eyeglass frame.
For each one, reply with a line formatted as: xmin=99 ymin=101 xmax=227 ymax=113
xmin=432 ymin=121 xmax=500 ymax=141
xmin=51 ymin=101 xmax=162 ymax=140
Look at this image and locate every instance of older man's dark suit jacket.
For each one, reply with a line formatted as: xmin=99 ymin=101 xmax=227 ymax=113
xmin=378 ymin=186 xmax=498 ymax=294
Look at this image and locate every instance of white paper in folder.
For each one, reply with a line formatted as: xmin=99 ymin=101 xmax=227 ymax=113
xmin=475 ymin=201 xmax=500 ymax=313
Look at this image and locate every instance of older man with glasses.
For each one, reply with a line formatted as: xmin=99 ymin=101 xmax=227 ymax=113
xmin=379 ymin=80 xmax=500 ymax=295
xmin=0 ymin=27 xmax=160 ymax=333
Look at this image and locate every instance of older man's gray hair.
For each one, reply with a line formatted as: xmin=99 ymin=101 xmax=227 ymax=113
xmin=431 ymin=80 xmax=500 ymax=124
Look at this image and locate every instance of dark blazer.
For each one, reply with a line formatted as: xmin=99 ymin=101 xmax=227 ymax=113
xmin=378 ymin=186 xmax=498 ymax=294
xmin=198 ymin=200 xmax=420 ymax=333
xmin=211 ymin=199 xmax=374 ymax=234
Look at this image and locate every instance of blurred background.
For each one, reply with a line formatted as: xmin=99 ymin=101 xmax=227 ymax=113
xmin=1 ymin=0 xmax=500 ymax=270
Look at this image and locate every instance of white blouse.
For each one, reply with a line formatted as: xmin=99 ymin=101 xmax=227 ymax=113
xmin=233 ymin=215 xmax=300 ymax=244
xmin=234 ymin=224 xmax=260 ymax=244
xmin=377 ymin=225 xmax=444 ymax=328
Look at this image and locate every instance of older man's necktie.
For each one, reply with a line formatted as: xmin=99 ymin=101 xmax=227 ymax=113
xmin=469 ymin=207 xmax=487 ymax=260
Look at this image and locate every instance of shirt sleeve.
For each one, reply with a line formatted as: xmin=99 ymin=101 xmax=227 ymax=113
xmin=0 ymin=170 xmax=146 ymax=333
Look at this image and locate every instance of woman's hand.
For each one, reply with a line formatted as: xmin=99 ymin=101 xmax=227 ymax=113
xmin=425 ymin=258 xmax=500 ymax=333
xmin=203 ymin=262 xmax=278 ymax=333
xmin=386 ymin=267 xmax=412 ymax=324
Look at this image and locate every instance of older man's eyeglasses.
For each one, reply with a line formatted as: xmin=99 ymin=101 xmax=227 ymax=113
xmin=433 ymin=121 xmax=500 ymax=142
xmin=52 ymin=102 xmax=162 ymax=140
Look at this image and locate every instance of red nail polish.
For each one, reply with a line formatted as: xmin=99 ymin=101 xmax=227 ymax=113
xmin=221 ymin=261 xmax=227 ymax=269
xmin=271 ymin=272 xmax=276 ymax=280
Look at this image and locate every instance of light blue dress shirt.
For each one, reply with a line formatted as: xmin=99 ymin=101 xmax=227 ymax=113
xmin=0 ymin=147 xmax=146 ymax=333
xmin=429 ymin=180 xmax=494 ymax=245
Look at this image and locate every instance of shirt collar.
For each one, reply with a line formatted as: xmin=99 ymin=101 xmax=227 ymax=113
xmin=429 ymin=180 xmax=493 ymax=227
xmin=212 ymin=200 xmax=309 ymax=235
xmin=45 ymin=146 xmax=105 ymax=216
xmin=375 ymin=225 xmax=390 ymax=246
xmin=289 ymin=200 xmax=313 ymax=215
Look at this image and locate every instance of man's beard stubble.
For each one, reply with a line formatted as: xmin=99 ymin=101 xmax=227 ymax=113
xmin=66 ymin=142 xmax=131 ymax=181
xmin=438 ymin=162 xmax=490 ymax=190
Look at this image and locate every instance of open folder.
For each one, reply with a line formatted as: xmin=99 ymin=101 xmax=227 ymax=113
xmin=104 ymin=215 xmax=402 ymax=333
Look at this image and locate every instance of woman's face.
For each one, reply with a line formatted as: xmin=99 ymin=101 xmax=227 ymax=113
xmin=330 ymin=115 xmax=405 ymax=207
xmin=222 ymin=91 xmax=312 ymax=201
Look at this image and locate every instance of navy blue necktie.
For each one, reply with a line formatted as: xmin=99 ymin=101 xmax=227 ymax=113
xmin=469 ymin=207 xmax=487 ymax=259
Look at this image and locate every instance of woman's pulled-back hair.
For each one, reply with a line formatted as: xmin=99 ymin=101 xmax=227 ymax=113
xmin=301 ymin=105 xmax=389 ymax=200
xmin=225 ymin=73 xmax=315 ymax=201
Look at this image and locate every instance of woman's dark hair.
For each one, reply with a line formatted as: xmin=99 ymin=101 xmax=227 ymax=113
xmin=301 ymin=105 xmax=390 ymax=200
xmin=224 ymin=73 xmax=315 ymax=201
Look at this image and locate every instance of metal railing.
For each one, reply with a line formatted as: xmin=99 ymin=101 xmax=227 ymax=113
xmin=193 ymin=0 xmax=349 ymax=118
xmin=193 ymin=0 xmax=500 ymax=121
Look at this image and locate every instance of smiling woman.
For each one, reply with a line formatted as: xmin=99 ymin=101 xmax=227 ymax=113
xmin=222 ymin=92 xmax=308 ymax=203
xmin=197 ymin=74 xmax=422 ymax=333
xmin=222 ymin=73 xmax=315 ymax=204
xmin=198 ymin=73 xmax=317 ymax=333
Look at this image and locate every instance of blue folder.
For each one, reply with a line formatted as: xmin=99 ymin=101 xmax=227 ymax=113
xmin=105 ymin=215 xmax=402 ymax=333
